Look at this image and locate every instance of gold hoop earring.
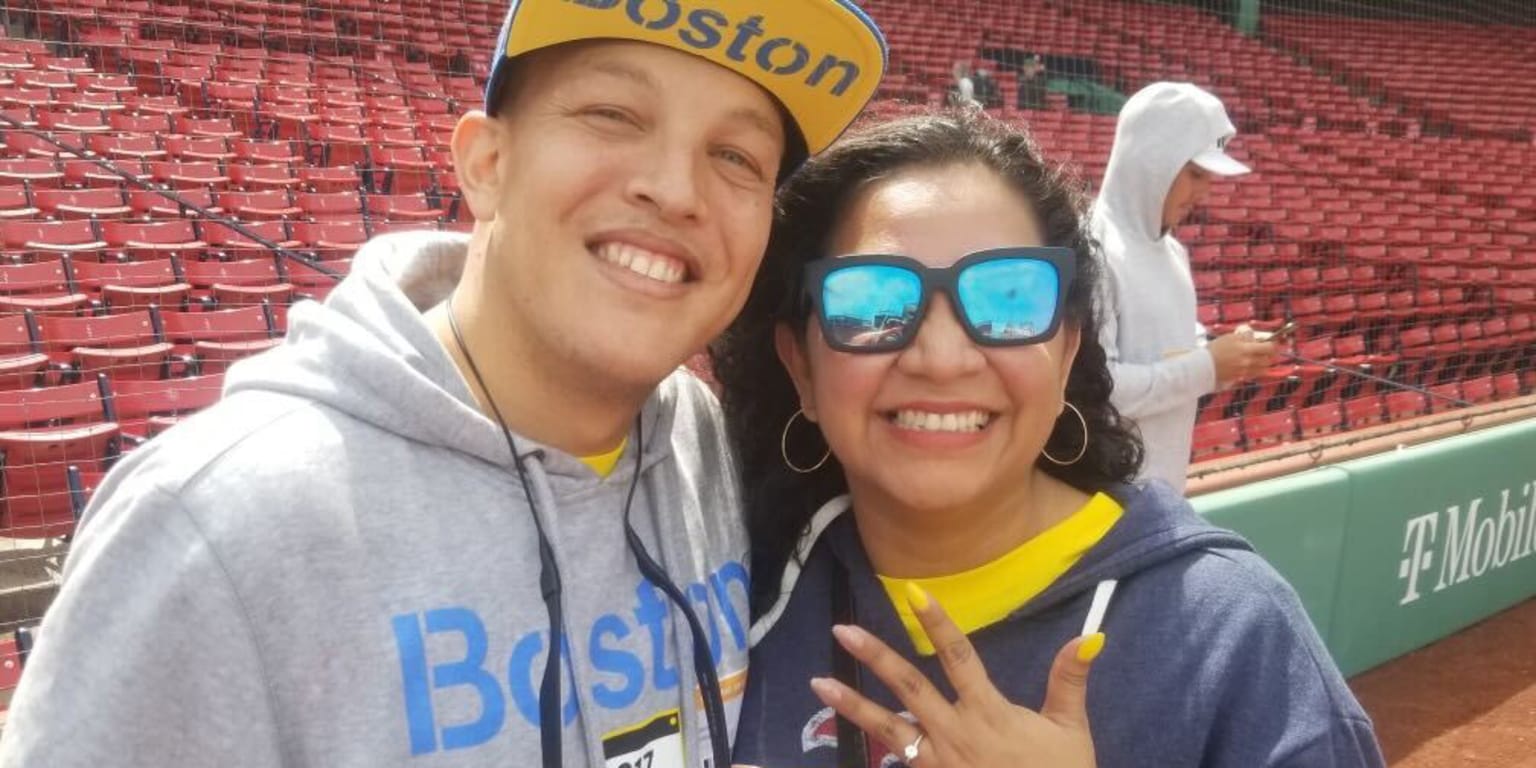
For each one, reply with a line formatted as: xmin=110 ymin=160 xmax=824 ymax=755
xmin=1042 ymin=402 xmax=1089 ymax=467
xmin=781 ymin=408 xmax=830 ymax=474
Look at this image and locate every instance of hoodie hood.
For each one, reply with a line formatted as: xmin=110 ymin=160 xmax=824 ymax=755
xmin=224 ymin=230 xmax=674 ymax=481
xmin=1092 ymin=82 xmax=1246 ymax=244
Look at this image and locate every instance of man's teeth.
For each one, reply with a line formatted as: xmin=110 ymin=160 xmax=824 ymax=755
xmin=596 ymin=242 xmax=686 ymax=284
xmin=891 ymin=410 xmax=991 ymax=433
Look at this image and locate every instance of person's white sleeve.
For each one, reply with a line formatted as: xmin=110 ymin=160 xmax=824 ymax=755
xmin=1097 ymin=282 xmax=1218 ymax=420
xmin=0 ymin=485 xmax=284 ymax=768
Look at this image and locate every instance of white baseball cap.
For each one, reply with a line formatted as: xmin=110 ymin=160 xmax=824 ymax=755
xmin=1192 ymin=132 xmax=1251 ymax=176
xmin=1123 ymin=82 xmax=1252 ymax=176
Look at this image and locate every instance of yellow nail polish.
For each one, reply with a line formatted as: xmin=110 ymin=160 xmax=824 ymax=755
xmin=1077 ymin=632 xmax=1106 ymax=663
xmin=904 ymin=582 xmax=930 ymax=612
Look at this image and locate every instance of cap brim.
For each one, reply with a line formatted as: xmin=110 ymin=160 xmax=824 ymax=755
xmin=490 ymin=0 xmax=886 ymax=155
xmin=1191 ymin=148 xmax=1251 ymax=176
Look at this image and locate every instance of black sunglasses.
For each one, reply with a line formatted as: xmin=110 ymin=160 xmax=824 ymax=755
xmin=801 ymin=247 xmax=1076 ymax=354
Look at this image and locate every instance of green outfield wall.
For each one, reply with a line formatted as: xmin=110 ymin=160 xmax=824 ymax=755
xmin=1193 ymin=418 xmax=1536 ymax=676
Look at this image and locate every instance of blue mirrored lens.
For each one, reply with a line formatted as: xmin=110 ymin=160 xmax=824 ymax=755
xmin=821 ymin=264 xmax=922 ymax=349
xmin=956 ymin=259 xmax=1060 ymax=342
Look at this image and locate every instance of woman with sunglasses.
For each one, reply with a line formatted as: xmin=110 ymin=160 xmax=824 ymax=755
xmin=715 ymin=111 xmax=1383 ymax=768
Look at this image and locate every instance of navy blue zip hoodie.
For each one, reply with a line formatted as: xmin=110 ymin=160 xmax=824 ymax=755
xmin=733 ymin=482 xmax=1385 ymax=767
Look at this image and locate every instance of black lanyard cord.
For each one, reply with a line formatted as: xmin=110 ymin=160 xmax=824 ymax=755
xmin=622 ymin=449 xmax=733 ymax=768
xmin=446 ymin=297 xmax=730 ymax=768
xmin=830 ymin=558 xmax=869 ymax=768
xmin=447 ymin=297 xmax=565 ymax=767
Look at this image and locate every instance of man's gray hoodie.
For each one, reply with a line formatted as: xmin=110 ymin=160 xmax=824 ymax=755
xmin=0 ymin=232 xmax=751 ymax=767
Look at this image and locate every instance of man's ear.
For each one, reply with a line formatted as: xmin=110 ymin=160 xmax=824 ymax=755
xmin=451 ymin=111 xmax=504 ymax=223
xmin=775 ymin=323 xmax=819 ymax=421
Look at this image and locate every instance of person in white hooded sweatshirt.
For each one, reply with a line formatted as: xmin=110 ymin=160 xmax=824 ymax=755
xmin=1092 ymin=82 xmax=1277 ymax=493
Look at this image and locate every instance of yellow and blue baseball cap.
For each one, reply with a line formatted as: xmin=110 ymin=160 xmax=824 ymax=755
xmin=485 ymin=0 xmax=887 ymax=159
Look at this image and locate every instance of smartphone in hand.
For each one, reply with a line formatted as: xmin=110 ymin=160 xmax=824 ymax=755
xmin=1252 ymin=321 xmax=1297 ymax=342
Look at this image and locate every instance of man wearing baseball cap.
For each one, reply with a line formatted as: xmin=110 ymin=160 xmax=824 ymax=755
xmin=1091 ymin=82 xmax=1276 ymax=493
xmin=0 ymin=2 xmax=885 ymax=766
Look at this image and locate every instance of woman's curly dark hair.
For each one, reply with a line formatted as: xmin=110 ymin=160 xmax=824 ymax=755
xmin=710 ymin=109 xmax=1144 ymax=617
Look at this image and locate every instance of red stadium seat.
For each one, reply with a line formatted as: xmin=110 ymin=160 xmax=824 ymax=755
xmin=0 ymin=159 xmax=63 ymax=188
xmin=291 ymin=219 xmax=366 ymax=261
xmin=164 ymin=136 xmax=234 ymax=162
xmin=368 ymin=146 xmax=434 ymax=194
xmin=179 ymin=252 xmax=294 ymax=309
xmin=297 ymin=190 xmax=363 ymax=220
xmin=0 ymin=313 xmax=47 ymax=390
xmin=366 ymin=125 xmax=418 ymax=146
xmin=126 ymin=186 xmax=221 ymax=219
xmin=1492 ymin=372 xmax=1523 ymax=399
xmin=1296 ymin=401 xmax=1343 ymax=438
xmin=1343 ymin=394 xmax=1385 ymax=430
xmin=366 ymin=194 xmax=444 ymax=222
xmin=36 ymin=310 xmax=173 ymax=380
xmin=1426 ymin=382 xmax=1466 ymax=412
xmin=1384 ymin=391 xmax=1429 ymax=422
xmin=60 ymin=158 xmax=138 ymax=188
xmin=0 ymin=376 xmax=117 ymax=538
xmin=155 ymin=306 xmax=279 ymax=374
xmin=0 ymin=220 xmax=105 ymax=257
xmin=234 ymin=139 xmax=300 ymax=166
xmin=3 ymin=131 xmax=85 ymax=158
xmin=124 ymin=93 xmax=188 ymax=118
xmin=149 ymin=160 xmax=229 ymax=188
xmin=1242 ymin=410 xmax=1296 ymax=451
xmin=174 ymin=115 xmax=242 ymax=139
xmin=0 ymin=186 xmax=38 ymax=220
xmin=1461 ymin=376 xmax=1495 ymax=405
xmin=198 ymin=220 xmax=299 ymax=262
xmin=67 ymin=256 xmax=190 ymax=311
xmin=111 ymin=373 xmax=225 ymax=441
xmin=229 ymin=163 xmax=300 ymax=190
xmin=218 ymin=189 xmax=301 ymax=221
xmin=101 ymin=220 xmax=207 ymax=260
xmin=0 ymin=258 xmax=89 ymax=315
xmin=35 ymin=110 xmax=109 ymax=134
xmin=32 ymin=187 xmax=131 ymax=220
xmin=284 ymin=257 xmax=347 ymax=305
xmin=87 ymin=134 xmax=165 ymax=162
xmin=306 ymin=123 xmax=369 ymax=167
xmin=107 ymin=112 xmax=171 ymax=134
xmin=298 ymin=166 xmax=361 ymax=193
xmin=1191 ymin=417 xmax=1243 ymax=462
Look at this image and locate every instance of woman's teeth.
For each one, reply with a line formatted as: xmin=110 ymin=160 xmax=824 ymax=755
xmin=891 ymin=410 xmax=992 ymax=433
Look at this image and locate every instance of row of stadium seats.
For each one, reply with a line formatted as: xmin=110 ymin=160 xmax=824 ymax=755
xmin=19 ymin=0 xmax=504 ymax=75
xmin=0 ymin=371 xmax=226 ymax=538
xmin=0 ymin=185 xmax=452 ymax=225
xmin=1 ymin=143 xmax=447 ymax=198
xmin=0 ymin=302 xmax=279 ymax=380
xmin=1265 ymin=16 xmax=1536 ymax=138
xmin=0 ymin=217 xmax=454 ymax=262
xmin=1193 ymin=371 xmax=1533 ymax=460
